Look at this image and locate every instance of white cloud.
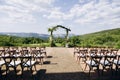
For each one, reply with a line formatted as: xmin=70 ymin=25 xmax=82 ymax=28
xmin=43 ymin=0 xmax=120 ymax=34
xmin=79 ymin=0 xmax=85 ymax=3
xmin=0 ymin=0 xmax=119 ymax=34
xmin=73 ymin=0 xmax=120 ymax=26
xmin=0 ymin=0 xmax=55 ymax=23
xmin=5 ymin=0 xmax=55 ymax=12
xmin=48 ymin=21 xmax=64 ymax=27
xmin=44 ymin=7 xmax=64 ymax=20
xmin=0 ymin=5 xmax=35 ymax=23
xmin=79 ymin=0 xmax=91 ymax=3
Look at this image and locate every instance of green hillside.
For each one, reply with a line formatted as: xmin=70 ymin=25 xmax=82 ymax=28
xmin=0 ymin=28 xmax=120 ymax=48
xmin=69 ymin=28 xmax=120 ymax=48
xmin=0 ymin=35 xmax=46 ymax=46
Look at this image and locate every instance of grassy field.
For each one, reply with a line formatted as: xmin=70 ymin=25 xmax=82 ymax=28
xmin=21 ymin=43 xmax=63 ymax=47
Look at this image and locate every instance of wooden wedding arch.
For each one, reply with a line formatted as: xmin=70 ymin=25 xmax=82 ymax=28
xmin=48 ymin=25 xmax=71 ymax=47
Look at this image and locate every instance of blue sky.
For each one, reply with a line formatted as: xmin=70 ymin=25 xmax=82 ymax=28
xmin=0 ymin=0 xmax=120 ymax=35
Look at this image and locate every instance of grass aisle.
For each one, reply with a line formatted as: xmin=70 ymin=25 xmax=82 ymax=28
xmin=39 ymin=47 xmax=88 ymax=80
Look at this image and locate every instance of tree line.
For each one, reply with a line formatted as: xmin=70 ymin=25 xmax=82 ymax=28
xmin=68 ymin=28 xmax=120 ymax=48
xmin=0 ymin=35 xmax=46 ymax=46
xmin=0 ymin=28 xmax=120 ymax=48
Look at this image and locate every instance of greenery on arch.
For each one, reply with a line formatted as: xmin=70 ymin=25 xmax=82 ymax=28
xmin=48 ymin=25 xmax=71 ymax=47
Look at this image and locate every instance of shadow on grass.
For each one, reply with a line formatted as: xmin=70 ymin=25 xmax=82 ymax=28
xmin=43 ymin=61 xmax=51 ymax=64
xmin=1 ymin=69 xmax=120 ymax=80
xmin=47 ymin=56 xmax=53 ymax=58
xmin=43 ymin=61 xmax=57 ymax=65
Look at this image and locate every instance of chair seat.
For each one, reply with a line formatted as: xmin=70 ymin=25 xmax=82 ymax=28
xmin=100 ymin=60 xmax=111 ymax=66
xmin=113 ymin=60 xmax=120 ymax=65
xmin=23 ymin=61 xmax=36 ymax=66
xmin=0 ymin=61 xmax=5 ymax=65
xmin=97 ymin=53 xmax=104 ymax=56
xmin=77 ymin=54 xmax=85 ymax=57
xmin=86 ymin=60 xmax=98 ymax=66
xmin=37 ymin=54 xmax=43 ymax=57
xmin=41 ymin=51 xmax=46 ymax=53
xmin=13 ymin=54 xmax=21 ymax=57
xmin=80 ymin=54 xmax=86 ymax=57
xmin=107 ymin=53 xmax=116 ymax=57
xmin=9 ymin=61 xmax=21 ymax=66
xmin=87 ymin=53 xmax=95 ymax=57
xmin=24 ymin=54 xmax=32 ymax=57
xmin=1 ymin=54 xmax=9 ymax=57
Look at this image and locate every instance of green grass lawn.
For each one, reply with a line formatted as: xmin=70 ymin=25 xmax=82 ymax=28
xmin=21 ymin=43 xmax=64 ymax=47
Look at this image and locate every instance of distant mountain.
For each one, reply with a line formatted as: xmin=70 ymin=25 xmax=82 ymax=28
xmin=0 ymin=32 xmax=75 ymax=39
xmin=0 ymin=32 xmax=49 ymax=39
xmin=53 ymin=34 xmax=75 ymax=38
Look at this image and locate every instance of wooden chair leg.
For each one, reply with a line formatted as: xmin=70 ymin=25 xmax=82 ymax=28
xmin=6 ymin=66 xmax=9 ymax=77
xmin=45 ymin=52 xmax=47 ymax=58
xmin=84 ymin=64 xmax=87 ymax=71
xmin=110 ymin=66 xmax=113 ymax=76
xmin=78 ymin=57 xmax=81 ymax=64
xmin=34 ymin=65 xmax=37 ymax=71
xmin=14 ymin=67 xmax=17 ymax=74
xmin=14 ymin=67 xmax=18 ymax=79
xmin=102 ymin=66 xmax=104 ymax=75
xmin=115 ymin=66 xmax=118 ymax=75
xmin=97 ymin=67 xmax=100 ymax=77
xmin=74 ymin=52 xmax=75 ymax=57
xmin=41 ymin=58 xmax=44 ymax=64
xmin=76 ymin=56 xmax=78 ymax=62
xmin=89 ymin=67 xmax=91 ymax=77
xmin=21 ymin=67 xmax=24 ymax=78
xmin=30 ymin=67 xmax=34 ymax=80
xmin=0 ymin=67 xmax=2 ymax=79
xmin=30 ymin=67 xmax=32 ymax=75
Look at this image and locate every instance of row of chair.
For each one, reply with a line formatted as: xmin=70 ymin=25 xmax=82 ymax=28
xmin=73 ymin=47 xmax=120 ymax=77
xmin=0 ymin=46 xmax=47 ymax=59
xmin=0 ymin=46 xmax=47 ymax=79
xmin=0 ymin=56 xmax=36 ymax=78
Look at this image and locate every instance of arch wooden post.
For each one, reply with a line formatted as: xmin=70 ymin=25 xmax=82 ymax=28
xmin=65 ymin=29 xmax=69 ymax=47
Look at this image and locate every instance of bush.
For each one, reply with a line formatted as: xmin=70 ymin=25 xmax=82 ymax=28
xmin=50 ymin=41 xmax=56 ymax=47
xmin=68 ymin=43 xmax=75 ymax=47
xmin=115 ymin=41 xmax=120 ymax=49
xmin=0 ymin=42 xmax=14 ymax=46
